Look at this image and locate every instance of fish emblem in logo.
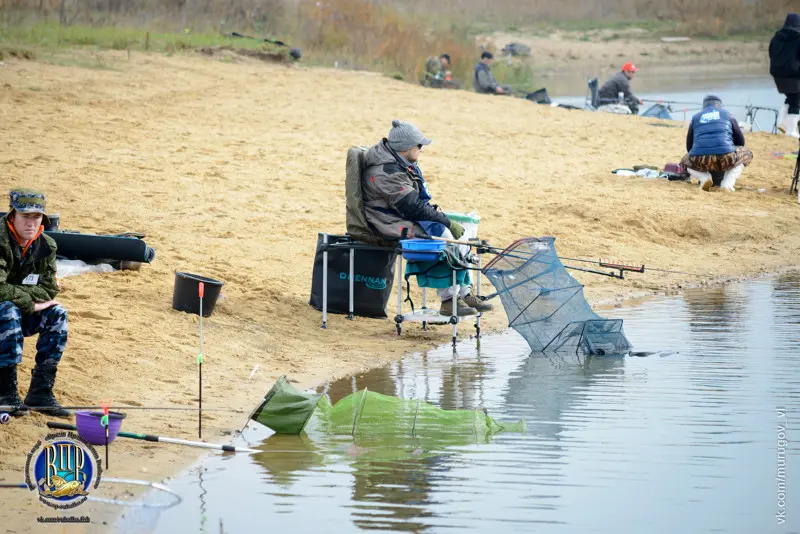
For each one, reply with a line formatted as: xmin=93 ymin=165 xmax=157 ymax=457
xmin=26 ymin=432 xmax=102 ymax=510
xmin=39 ymin=475 xmax=89 ymax=498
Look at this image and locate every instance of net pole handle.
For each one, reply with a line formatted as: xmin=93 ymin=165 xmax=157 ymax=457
xmin=430 ymin=235 xmax=481 ymax=246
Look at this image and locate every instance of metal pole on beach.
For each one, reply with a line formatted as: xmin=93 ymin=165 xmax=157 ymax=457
xmin=476 ymin=252 xmax=482 ymax=341
xmin=348 ymin=248 xmax=355 ymax=320
xmin=422 ymin=287 xmax=428 ymax=330
xmin=396 ymin=254 xmax=404 ymax=335
xmin=322 ymin=233 xmax=328 ymax=329
xmin=198 ymin=282 xmax=204 ymax=439
xmin=451 ymin=269 xmax=457 ymax=349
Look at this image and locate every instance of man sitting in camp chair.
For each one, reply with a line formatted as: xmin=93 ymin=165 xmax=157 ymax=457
xmin=474 ymin=51 xmax=512 ymax=95
xmin=596 ymin=63 xmax=643 ymax=115
xmin=360 ymin=120 xmax=492 ymax=317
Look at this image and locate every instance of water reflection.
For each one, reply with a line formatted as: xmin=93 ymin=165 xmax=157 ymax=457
xmin=539 ymin=71 xmax=775 ymax=101
xmin=548 ymin=74 xmax=783 ymax=124
xmin=773 ymin=273 xmax=800 ymax=330
xmin=313 ymin=349 xmax=507 ymax=531
xmin=505 ymin=353 xmax=625 ymax=442
xmin=252 ymin=433 xmax=326 ymax=488
xmin=683 ymin=284 xmax=749 ymax=337
xmin=325 ymin=364 xmax=398 ymax=403
xmin=148 ymin=274 xmax=800 ymax=534
xmin=438 ymin=349 xmax=492 ymax=411
xmin=197 ymin=465 xmax=209 ymax=534
xmin=349 ymin=455 xmax=440 ymax=532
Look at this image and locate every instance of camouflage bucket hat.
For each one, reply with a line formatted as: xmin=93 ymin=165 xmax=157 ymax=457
xmin=8 ymin=188 xmax=50 ymax=226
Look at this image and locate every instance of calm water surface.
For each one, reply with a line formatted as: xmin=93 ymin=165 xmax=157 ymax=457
xmin=548 ymin=73 xmax=784 ymax=126
xmin=140 ymin=274 xmax=800 ymax=534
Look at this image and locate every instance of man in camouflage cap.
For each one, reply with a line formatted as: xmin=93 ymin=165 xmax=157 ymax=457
xmin=0 ymin=188 xmax=70 ymax=417
xmin=421 ymin=53 xmax=460 ymax=89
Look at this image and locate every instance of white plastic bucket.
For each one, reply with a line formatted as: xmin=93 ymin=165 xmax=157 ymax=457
xmin=444 ymin=211 xmax=480 ymax=256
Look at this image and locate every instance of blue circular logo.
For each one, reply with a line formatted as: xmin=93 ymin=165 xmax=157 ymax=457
xmin=26 ymin=433 xmax=101 ymax=510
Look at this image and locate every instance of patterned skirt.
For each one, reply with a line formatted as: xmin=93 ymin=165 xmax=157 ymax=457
xmin=680 ymin=146 xmax=753 ymax=173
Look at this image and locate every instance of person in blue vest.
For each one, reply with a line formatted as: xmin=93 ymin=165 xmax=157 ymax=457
xmin=679 ymin=95 xmax=753 ymax=192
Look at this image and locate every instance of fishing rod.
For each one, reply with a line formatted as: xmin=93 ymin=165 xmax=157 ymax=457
xmin=426 ymin=236 xmax=700 ymax=277
xmin=642 ymin=100 xmax=779 ymax=130
xmin=558 ymin=256 xmax=700 ymax=276
xmin=46 ymin=421 xmax=260 ymax=453
xmin=641 ymin=98 xmax=704 ymax=107
xmin=641 ymin=98 xmax=768 ymax=110
xmin=561 ymin=264 xmax=625 ymax=279
xmin=477 ymin=243 xmax=693 ymax=275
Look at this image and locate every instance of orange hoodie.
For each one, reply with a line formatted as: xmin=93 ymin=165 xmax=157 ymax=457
xmin=6 ymin=219 xmax=44 ymax=260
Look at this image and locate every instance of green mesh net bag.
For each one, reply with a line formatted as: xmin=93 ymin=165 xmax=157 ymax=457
xmin=249 ymin=376 xmax=525 ymax=448
xmin=249 ymin=376 xmax=323 ymax=434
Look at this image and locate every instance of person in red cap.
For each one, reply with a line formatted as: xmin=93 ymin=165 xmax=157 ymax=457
xmin=596 ymin=63 xmax=643 ymax=115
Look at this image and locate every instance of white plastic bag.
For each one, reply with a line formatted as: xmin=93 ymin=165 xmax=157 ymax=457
xmin=56 ymin=259 xmax=116 ymax=278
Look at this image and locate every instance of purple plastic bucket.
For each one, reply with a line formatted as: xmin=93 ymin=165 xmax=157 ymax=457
xmin=75 ymin=411 xmax=126 ymax=445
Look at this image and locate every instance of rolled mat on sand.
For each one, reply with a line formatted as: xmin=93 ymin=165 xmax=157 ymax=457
xmin=1 ymin=211 xmax=155 ymax=263
xmin=46 ymin=231 xmax=156 ymax=263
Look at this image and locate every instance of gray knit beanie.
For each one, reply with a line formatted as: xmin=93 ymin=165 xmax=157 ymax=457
xmin=387 ymin=119 xmax=431 ymax=152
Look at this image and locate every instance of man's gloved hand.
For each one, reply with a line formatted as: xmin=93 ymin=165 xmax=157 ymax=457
xmin=449 ymin=221 xmax=465 ymax=240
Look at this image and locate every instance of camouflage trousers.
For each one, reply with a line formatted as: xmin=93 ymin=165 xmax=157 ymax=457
xmin=0 ymin=301 xmax=68 ymax=368
xmin=680 ymin=146 xmax=754 ymax=173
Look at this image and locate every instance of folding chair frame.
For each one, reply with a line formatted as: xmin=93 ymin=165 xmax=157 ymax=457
xmin=318 ymin=232 xmax=483 ymax=349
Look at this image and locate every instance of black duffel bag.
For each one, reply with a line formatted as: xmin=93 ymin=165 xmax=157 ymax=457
xmin=309 ymin=233 xmax=398 ymax=318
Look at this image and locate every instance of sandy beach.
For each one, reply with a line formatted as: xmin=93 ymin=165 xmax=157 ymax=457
xmin=0 ymin=45 xmax=799 ymax=531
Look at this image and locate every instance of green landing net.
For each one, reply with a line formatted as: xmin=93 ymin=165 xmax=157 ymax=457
xmin=249 ymin=376 xmax=525 ymax=442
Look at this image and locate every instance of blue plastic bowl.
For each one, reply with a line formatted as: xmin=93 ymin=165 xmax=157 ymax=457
xmin=401 ymin=239 xmax=445 ymax=262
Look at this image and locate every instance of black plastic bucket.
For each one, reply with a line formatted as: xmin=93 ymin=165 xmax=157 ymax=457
xmin=172 ymin=272 xmax=224 ymax=317
xmin=45 ymin=213 xmax=59 ymax=231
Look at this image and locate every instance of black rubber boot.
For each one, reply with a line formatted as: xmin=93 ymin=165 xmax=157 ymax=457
xmin=23 ymin=359 xmax=71 ymax=418
xmin=0 ymin=364 xmax=28 ymax=417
